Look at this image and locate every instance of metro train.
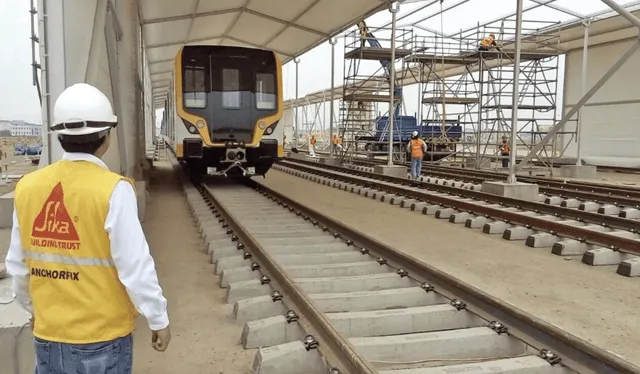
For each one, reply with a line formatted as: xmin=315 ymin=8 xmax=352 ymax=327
xmin=161 ymin=45 xmax=284 ymax=177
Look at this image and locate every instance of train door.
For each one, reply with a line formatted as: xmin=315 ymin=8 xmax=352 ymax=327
xmin=210 ymin=54 xmax=254 ymax=143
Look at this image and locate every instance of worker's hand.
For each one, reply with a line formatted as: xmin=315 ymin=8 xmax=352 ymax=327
xmin=151 ymin=326 xmax=171 ymax=352
xmin=29 ymin=316 xmax=34 ymax=331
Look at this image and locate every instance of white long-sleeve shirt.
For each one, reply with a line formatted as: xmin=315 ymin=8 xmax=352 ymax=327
xmin=4 ymin=152 xmax=169 ymax=331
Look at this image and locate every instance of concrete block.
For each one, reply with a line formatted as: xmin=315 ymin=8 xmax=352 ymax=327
xmin=481 ymin=181 xmax=539 ymax=202
xmin=296 ymin=273 xmax=415 ymax=294
xmin=265 ymin=243 xmax=352 ymax=256
xmin=0 ymin=278 xmax=34 ymax=374
xmin=561 ymin=198 xmax=581 ymax=208
xmin=320 ymin=157 xmax=340 ymax=166
xmin=215 ymin=255 xmax=251 ymax=274
xmin=449 ymin=212 xmax=473 ymax=224
xmin=234 ymin=296 xmax=288 ymax=323
xmin=374 ymin=165 xmax=407 ymax=178
xmin=503 ymin=226 xmax=535 ymax=240
xmin=411 ymin=202 xmax=428 ymax=211
xmin=227 ymin=279 xmax=272 ymax=304
xmin=0 ymin=191 xmax=15 ymax=229
xmin=251 ymin=341 xmax=326 ymax=374
xmin=483 ymin=221 xmax=513 ymax=234
xmin=399 ymin=199 xmax=418 ymax=208
xmin=620 ymin=208 xmax=640 ymax=219
xmin=617 ymin=257 xmax=640 ymax=277
xmin=328 ymin=305 xmax=484 ymax=338
xmin=253 ymin=230 xmax=326 ymax=239
xmin=311 ymin=287 xmax=447 ymax=313
xmin=579 ymin=201 xmax=600 ymax=212
xmin=552 ymin=240 xmax=591 ymax=256
xmin=283 ymin=261 xmax=388 ymax=278
xmin=211 ymin=245 xmax=242 ymax=263
xmin=421 ymin=205 xmax=442 ymax=215
xmin=598 ymin=205 xmax=622 ymax=216
xmin=544 ymin=196 xmax=563 ymax=205
xmin=220 ymin=266 xmax=259 ymax=288
xmin=434 ymin=208 xmax=456 ymax=219
xmin=560 ymin=164 xmax=597 ymax=179
xmin=378 ymin=356 xmax=571 ymax=373
xmin=274 ymin=252 xmax=367 ymax=266
xmin=242 ymin=315 xmax=305 ymax=349
xmin=350 ymin=326 xmax=526 ymax=363
xmin=582 ymin=248 xmax=636 ymax=266
xmin=525 ymin=233 xmax=560 ymax=248
xmin=465 ymin=216 xmax=490 ymax=229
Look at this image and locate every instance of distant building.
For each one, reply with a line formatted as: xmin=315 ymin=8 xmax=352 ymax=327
xmin=0 ymin=120 xmax=11 ymax=132
xmin=10 ymin=121 xmax=42 ymax=137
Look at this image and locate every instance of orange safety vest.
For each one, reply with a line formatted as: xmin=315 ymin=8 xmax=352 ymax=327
xmin=501 ymin=144 xmax=510 ymax=153
xmin=310 ymin=137 xmax=316 ymax=145
xmin=410 ymin=139 xmax=425 ymax=159
xmin=480 ymin=36 xmax=494 ymax=47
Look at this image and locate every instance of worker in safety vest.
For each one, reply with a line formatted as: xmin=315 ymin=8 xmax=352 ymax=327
xmin=499 ymin=135 xmax=510 ymax=168
xmin=309 ymin=135 xmax=317 ymax=156
xmin=407 ymin=131 xmax=427 ymax=180
xmin=4 ymin=83 xmax=171 ymax=373
xmin=332 ymin=135 xmax=343 ymax=152
xmin=478 ymin=33 xmax=500 ymax=52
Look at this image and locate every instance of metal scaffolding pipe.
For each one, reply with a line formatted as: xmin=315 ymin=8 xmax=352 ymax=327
xmin=294 ymin=57 xmax=300 ymax=147
xmin=387 ymin=2 xmax=400 ymax=166
xmin=329 ymin=37 xmax=337 ymax=156
xmin=507 ymin=0 xmax=524 ymax=184
xmin=517 ymin=39 xmax=640 ymax=171
xmin=576 ymin=19 xmax=590 ymax=166
xmin=599 ymin=0 xmax=640 ymax=29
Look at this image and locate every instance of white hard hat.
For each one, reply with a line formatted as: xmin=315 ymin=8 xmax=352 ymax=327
xmin=412 ymin=131 xmax=418 ymax=137
xmin=51 ymin=83 xmax=117 ymax=137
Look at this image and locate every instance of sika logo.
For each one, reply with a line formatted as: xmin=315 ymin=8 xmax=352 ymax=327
xmin=31 ymin=182 xmax=81 ymax=250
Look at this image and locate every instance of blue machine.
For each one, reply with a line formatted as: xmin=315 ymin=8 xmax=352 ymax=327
xmin=356 ymin=22 xmax=461 ymax=160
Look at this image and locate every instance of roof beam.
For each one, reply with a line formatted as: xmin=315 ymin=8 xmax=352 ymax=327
xmin=225 ymin=35 xmax=294 ymax=57
xmin=244 ymin=7 xmax=327 ymax=37
xmin=262 ymin=0 xmax=323 ymax=48
xmin=142 ymin=7 xmax=241 ymax=25
xmin=219 ymin=0 xmax=252 ymax=45
xmin=530 ymin=0 xmax=582 ymax=19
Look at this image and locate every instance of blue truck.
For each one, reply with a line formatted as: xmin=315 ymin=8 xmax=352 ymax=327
xmin=357 ymin=115 xmax=463 ymax=161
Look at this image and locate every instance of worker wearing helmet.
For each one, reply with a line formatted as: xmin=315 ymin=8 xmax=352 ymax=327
xmin=5 ymin=83 xmax=170 ymax=373
xmin=407 ymin=130 xmax=427 ymax=180
xmin=478 ymin=33 xmax=500 ymax=52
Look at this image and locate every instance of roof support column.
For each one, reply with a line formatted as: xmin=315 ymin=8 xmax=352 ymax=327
xmin=516 ymin=39 xmax=640 ymax=171
xmin=576 ymin=19 xmax=591 ymax=166
xmin=507 ymin=0 xmax=523 ymax=184
xmin=294 ymin=57 xmax=300 ymax=148
xmin=387 ymin=1 xmax=400 ymax=166
xmin=329 ymin=37 xmax=337 ymax=157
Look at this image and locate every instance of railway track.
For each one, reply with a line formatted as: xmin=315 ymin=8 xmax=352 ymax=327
xmin=274 ymin=158 xmax=640 ymax=277
xmin=169 ymin=159 xmax=640 ymax=374
xmin=348 ymin=158 xmax=640 ymax=218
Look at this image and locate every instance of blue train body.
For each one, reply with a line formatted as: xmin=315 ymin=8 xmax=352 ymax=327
xmin=370 ymin=115 xmax=463 ymax=143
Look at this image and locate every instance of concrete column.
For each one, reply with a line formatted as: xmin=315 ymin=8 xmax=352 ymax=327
xmin=329 ymin=37 xmax=337 ymax=157
xmin=387 ymin=1 xmax=399 ymax=166
xmin=507 ymin=0 xmax=523 ymax=184
xmin=576 ymin=19 xmax=590 ymax=166
xmin=293 ymin=57 xmax=300 ymax=147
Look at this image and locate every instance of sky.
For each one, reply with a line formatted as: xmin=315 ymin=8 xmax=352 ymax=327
xmin=0 ymin=0 xmax=635 ymax=127
xmin=0 ymin=1 xmax=41 ymax=123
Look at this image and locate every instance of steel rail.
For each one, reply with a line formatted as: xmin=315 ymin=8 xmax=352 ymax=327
xmin=250 ymin=177 xmax=640 ymax=374
xmin=198 ymin=183 xmax=377 ymax=374
xmin=278 ymin=159 xmax=640 ymax=255
xmin=347 ymin=159 xmax=640 ymax=208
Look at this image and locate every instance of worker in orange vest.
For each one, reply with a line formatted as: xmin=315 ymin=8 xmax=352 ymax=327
xmin=407 ymin=131 xmax=427 ymax=180
xmin=499 ymin=135 xmax=510 ymax=168
xmin=478 ymin=33 xmax=500 ymax=52
xmin=309 ymin=135 xmax=317 ymax=156
xmin=332 ymin=135 xmax=343 ymax=153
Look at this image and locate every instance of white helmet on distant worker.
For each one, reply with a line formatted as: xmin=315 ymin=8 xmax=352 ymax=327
xmin=412 ymin=131 xmax=419 ymax=137
xmin=51 ymin=83 xmax=117 ymax=138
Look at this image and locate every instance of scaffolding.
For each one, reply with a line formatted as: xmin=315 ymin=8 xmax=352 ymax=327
xmin=340 ymin=23 xmax=413 ymax=163
xmin=405 ymin=19 xmax=575 ymax=174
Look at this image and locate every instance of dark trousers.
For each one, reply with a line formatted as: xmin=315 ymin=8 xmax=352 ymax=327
xmin=501 ymin=153 xmax=509 ymax=168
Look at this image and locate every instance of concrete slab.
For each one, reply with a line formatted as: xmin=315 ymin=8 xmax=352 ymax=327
xmin=545 ymin=196 xmax=563 ymax=205
xmin=378 ymin=356 xmax=570 ymax=373
xmin=283 ymin=261 xmax=389 ymax=278
xmin=215 ymin=255 xmax=251 ymax=274
xmin=234 ymin=295 xmax=288 ymax=323
xmin=211 ymin=245 xmax=245 ymax=263
xmin=295 ymin=273 xmax=415 ymax=294
xmin=0 ymin=191 xmax=15 ymax=229
xmin=598 ymin=205 xmax=622 ymax=216
xmin=350 ymin=326 xmax=526 ymax=362
xmin=481 ymin=181 xmax=539 ymax=201
xmin=242 ymin=315 xmax=305 ymax=349
xmin=220 ymin=266 xmax=259 ymax=288
xmin=620 ymin=208 xmax=640 ymax=219
xmin=251 ymin=341 xmax=326 ymax=374
xmin=227 ymin=279 xmax=272 ymax=304
xmin=617 ymin=257 xmax=640 ymax=277
xmin=579 ymin=201 xmax=600 ymax=212
xmin=273 ymin=252 xmax=367 ymax=266
xmin=329 ymin=304 xmax=484 ymax=338
xmin=374 ymin=165 xmax=407 ymax=178
xmin=311 ymin=287 xmax=447 ymax=313
xmin=560 ymin=165 xmax=597 ymax=179
xmin=561 ymin=198 xmax=581 ymax=208
xmin=582 ymin=248 xmax=636 ymax=266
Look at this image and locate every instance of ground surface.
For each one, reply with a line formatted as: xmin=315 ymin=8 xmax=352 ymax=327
xmin=257 ymin=168 xmax=640 ymax=366
xmin=132 ymin=162 xmax=254 ymax=373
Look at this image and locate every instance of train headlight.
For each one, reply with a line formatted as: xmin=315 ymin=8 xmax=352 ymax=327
xmin=188 ymin=125 xmax=198 ymax=134
xmin=265 ymin=127 xmax=273 ymax=135
xmin=196 ymin=120 xmax=205 ymax=129
xmin=258 ymin=121 xmax=266 ymax=130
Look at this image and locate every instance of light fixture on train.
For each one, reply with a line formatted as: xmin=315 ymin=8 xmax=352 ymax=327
xmin=236 ymin=151 xmax=245 ymax=160
xmin=196 ymin=120 xmax=205 ymax=129
xmin=258 ymin=121 xmax=266 ymax=130
xmin=188 ymin=125 xmax=198 ymax=134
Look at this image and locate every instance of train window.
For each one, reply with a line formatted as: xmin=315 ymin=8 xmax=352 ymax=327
xmin=183 ymin=65 xmax=207 ymax=109
xmin=256 ymin=73 xmax=276 ymax=110
xmin=222 ymin=68 xmax=241 ymax=109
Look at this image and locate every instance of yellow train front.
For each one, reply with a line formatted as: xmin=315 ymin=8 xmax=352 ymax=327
xmin=164 ymin=45 xmax=284 ymax=177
